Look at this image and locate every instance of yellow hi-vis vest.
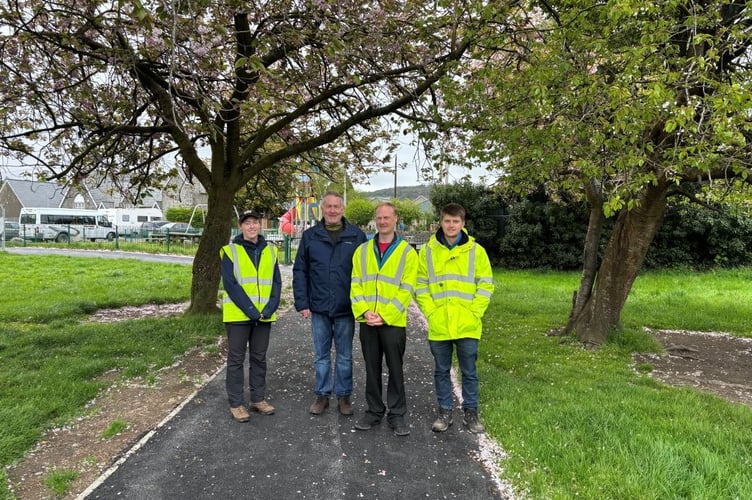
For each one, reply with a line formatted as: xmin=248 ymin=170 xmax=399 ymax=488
xmin=415 ymin=232 xmax=494 ymax=340
xmin=220 ymin=243 xmax=278 ymax=323
xmin=350 ymin=238 xmax=417 ymax=327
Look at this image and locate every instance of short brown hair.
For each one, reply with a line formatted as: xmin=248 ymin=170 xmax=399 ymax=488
xmin=441 ymin=203 xmax=465 ymax=221
xmin=375 ymin=201 xmax=398 ymax=217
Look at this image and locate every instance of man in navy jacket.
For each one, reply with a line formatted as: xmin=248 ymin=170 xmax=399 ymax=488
xmin=293 ymin=192 xmax=367 ymax=415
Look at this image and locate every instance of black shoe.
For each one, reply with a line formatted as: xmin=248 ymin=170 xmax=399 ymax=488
xmin=432 ymin=407 xmax=453 ymax=432
xmin=463 ymin=409 xmax=485 ymax=434
xmin=354 ymin=415 xmax=381 ymax=431
xmin=389 ymin=420 xmax=410 ymax=436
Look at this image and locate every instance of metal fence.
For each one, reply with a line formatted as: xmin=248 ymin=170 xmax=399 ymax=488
xmin=3 ymin=226 xmax=431 ymax=265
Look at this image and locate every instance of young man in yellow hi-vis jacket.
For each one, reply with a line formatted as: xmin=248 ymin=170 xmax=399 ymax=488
xmin=350 ymin=202 xmax=418 ymax=436
xmin=415 ymin=203 xmax=494 ymax=434
xmin=220 ymin=210 xmax=282 ymax=423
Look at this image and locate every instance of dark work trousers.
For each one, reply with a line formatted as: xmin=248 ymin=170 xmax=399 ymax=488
xmin=358 ymin=323 xmax=407 ymax=424
xmin=225 ymin=321 xmax=271 ymax=407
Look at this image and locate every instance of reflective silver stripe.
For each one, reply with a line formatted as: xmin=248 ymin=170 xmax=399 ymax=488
xmin=393 ymin=242 xmax=410 ymax=280
xmin=358 ymin=241 xmax=411 ymax=281
xmin=362 ymin=294 xmax=406 ymax=314
xmin=359 ymin=243 xmax=369 ymax=275
xmin=476 ymin=289 xmax=493 ymax=298
xmin=356 ymin=241 xmax=412 ymax=309
xmin=433 ymin=290 xmax=476 ymax=301
xmin=468 ymin=245 xmax=476 ymax=276
xmin=435 ymin=273 xmax=475 ymax=283
xmin=229 ymin=244 xmax=242 ymax=283
xmin=425 ymin=243 xmax=479 ymax=301
xmin=223 ymin=296 xmax=270 ymax=305
xmin=378 ymin=275 xmax=403 ymax=287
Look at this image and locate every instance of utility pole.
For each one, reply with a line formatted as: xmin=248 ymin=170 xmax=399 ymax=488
xmin=393 ymin=156 xmax=397 ymax=199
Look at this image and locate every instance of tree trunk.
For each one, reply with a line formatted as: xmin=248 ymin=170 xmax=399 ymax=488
xmin=564 ymin=180 xmax=605 ymax=331
xmin=187 ymin=188 xmax=235 ymax=314
xmin=569 ymin=180 xmax=669 ymax=346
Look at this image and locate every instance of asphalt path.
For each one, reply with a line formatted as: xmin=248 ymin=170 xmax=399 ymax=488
xmin=7 ymin=247 xmax=509 ymax=499
xmin=4 ymin=246 xmax=194 ymax=265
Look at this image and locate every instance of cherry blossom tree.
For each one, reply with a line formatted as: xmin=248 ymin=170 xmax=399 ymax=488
xmin=0 ymin=0 xmax=507 ymax=312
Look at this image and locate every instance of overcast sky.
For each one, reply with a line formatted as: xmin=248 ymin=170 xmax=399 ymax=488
xmin=351 ymin=136 xmax=494 ymax=192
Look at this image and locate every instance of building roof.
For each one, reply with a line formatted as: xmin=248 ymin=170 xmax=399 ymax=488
xmin=4 ymin=179 xmax=65 ymax=207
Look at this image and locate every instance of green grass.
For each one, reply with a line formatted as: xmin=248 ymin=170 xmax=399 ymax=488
xmin=99 ymin=420 xmax=128 ymax=440
xmin=0 ymin=252 xmax=223 ymax=498
xmin=42 ymin=469 xmax=79 ymax=497
xmin=1 ymin=255 xmax=751 ymax=499
xmin=481 ymin=268 xmax=752 ymax=498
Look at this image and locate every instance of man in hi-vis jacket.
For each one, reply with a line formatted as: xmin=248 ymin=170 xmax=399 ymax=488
xmin=350 ymin=202 xmax=417 ymax=437
xmin=415 ymin=203 xmax=494 ymax=434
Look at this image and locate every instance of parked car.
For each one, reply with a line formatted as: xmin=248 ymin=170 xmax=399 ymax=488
xmin=158 ymin=222 xmax=191 ymax=234
xmin=139 ymin=220 xmax=169 ymax=238
xmin=153 ymin=222 xmax=202 ymax=239
xmin=2 ymin=221 xmax=20 ymax=240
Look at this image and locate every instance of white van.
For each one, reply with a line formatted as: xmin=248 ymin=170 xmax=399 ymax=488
xmin=100 ymin=207 xmax=164 ymax=235
xmin=19 ymin=207 xmax=116 ymax=243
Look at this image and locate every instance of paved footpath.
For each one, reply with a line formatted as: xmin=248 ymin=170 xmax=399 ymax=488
xmin=8 ymin=248 xmax=510 ymax=499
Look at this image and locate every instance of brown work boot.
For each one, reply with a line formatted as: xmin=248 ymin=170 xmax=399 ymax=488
xmin=250 ymin=400 xmax=275 ymax=415
xmin=230 ymin=405 xmax=250 ymax=423
xmin=309 ymin=395 xmax=329 ymax=415
xmin=337 ymin=396 xmax=354 ymax=416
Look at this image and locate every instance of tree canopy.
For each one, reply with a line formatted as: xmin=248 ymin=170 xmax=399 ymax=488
xmin=0 ymin=0 xmax=510 ymax=311
xmin=432 ymin=1 xmax=752 ymax=344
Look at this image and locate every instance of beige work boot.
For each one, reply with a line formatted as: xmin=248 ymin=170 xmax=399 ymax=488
xmin=230 ymin=405 xmax=251 ymax=423
xmin=250 ymin=400 xmax=275 ymax=415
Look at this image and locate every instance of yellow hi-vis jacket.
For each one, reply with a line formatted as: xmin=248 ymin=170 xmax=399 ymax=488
xmin=220 ymin=243 xmax=278 ymax=323
xmin=415 ymin=230 xmax=494 ymax=340
xmin=350 ymin=236 xmax=418 ymax=327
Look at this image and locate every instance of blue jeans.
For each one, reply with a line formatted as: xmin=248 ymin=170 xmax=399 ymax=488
xmin=429 ymin=338 xmax=479 ymax=410
xmin=311 ymin=312 xmax=355 ymax=397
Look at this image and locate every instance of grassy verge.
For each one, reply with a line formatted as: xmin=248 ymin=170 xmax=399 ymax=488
xmin=3 ymin=237 xmax=298 ymax=261
xmin=0 ymin=252 xmax=222 ymax=499
xmin=482 ymin=268 xmax=752 ymax=498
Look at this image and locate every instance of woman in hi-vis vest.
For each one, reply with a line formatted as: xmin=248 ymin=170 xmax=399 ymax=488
xmin=220 ymin=210 xmax=282 ymax=423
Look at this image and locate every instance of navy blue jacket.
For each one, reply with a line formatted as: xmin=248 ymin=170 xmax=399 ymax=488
xmin=292 ymin=217 xmax=367 ymax=317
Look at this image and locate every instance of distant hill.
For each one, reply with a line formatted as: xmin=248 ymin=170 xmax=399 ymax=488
xmin=358 ymin=184 xmax=431 ymax=200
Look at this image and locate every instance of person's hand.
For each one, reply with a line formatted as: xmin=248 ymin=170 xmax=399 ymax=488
xmin=300 ymin=308 xmax=311 ymax=319
xmin=364 ymin=311 xmax=383 ymax=326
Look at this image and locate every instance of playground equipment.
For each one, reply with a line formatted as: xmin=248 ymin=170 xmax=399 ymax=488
xmin=279 ymin=206 xmax=296 ymax=236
